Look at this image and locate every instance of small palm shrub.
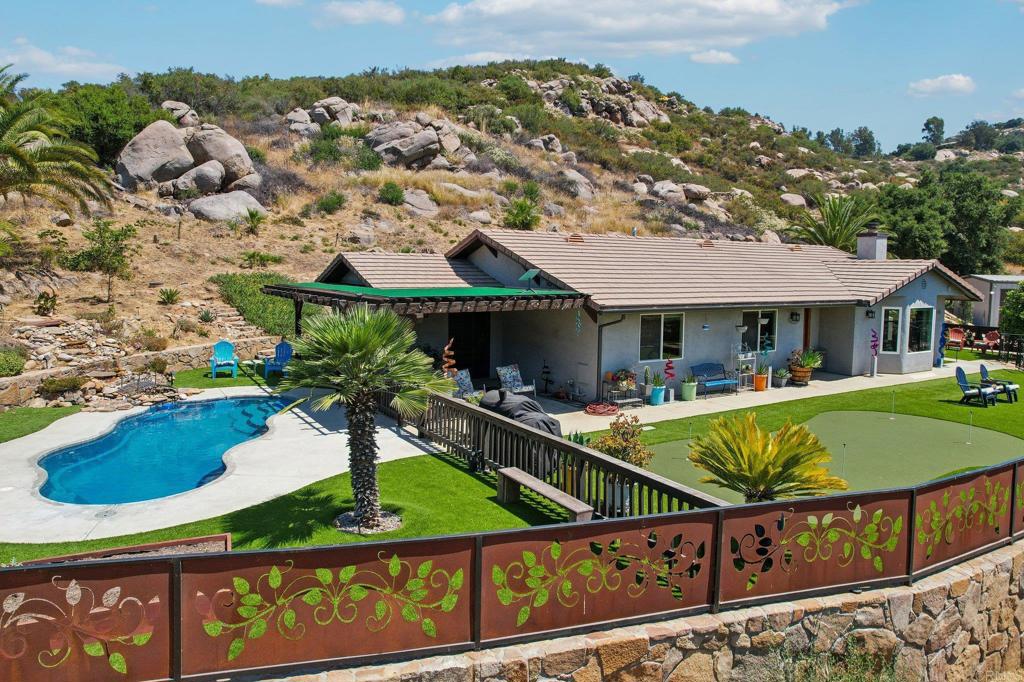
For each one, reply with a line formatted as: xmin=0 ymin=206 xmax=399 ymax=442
xmin=0 ymin=346 xmax=27 ymax=377
xmin=158 ymin=288 xmax=180 ymax=305
xmin=198 ymin=308 xmax=216 ymax=324
xmin=315 ymin=190 xmax=347 ymax=215
xmin=504 ymin=198 xmax=540 ymax=230
xmin=788 ymin=194 xmax=877 ymax=252
xmin=591 ymin=414 xmax=653 ymax=468
xmin=378 ymin=181 xmax=405 ymax=206
xmin=243 ymin=208 xmax=266 ymax=236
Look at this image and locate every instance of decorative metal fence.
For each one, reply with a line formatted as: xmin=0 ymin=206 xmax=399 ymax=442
xmin=3 ymin=456 xmax=1023 ymax=682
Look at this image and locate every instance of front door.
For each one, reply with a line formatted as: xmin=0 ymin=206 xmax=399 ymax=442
xmin=447 ymin=313 xmax=491 ymax=380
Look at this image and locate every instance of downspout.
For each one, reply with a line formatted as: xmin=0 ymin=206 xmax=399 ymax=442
xmin=596 ymin=315 xmax=626 ymax=401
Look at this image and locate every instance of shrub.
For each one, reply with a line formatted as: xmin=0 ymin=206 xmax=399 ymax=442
xmin=522 ymin=180 xmax=541 ymax=204
xmin=499 ymin=180 xmax=520 ymax=196
xmin=198 ymin=308 xmax=216 ymax=324
xmin=40 ymin=376 xmax=88 ymax=394
xmin=903 ymin=142 xmax=936 ymax=161
xmin=33 ymin=291 xmax=58 ymax=316
xmin=158 ymin=288 xmax=180 ymax=305
xmin=172 ymin=317 xmax=201 ymax=338
xmin=210 ymin=272 xmax=314 ymax=337
xmin=503 ymin=198 xmax=540 ymax=230
xmin=590 ymin=414 xmax=653 ymax=468
xmin=245 ymin=145 xmax=267 ymax=164
xmin=241 ymin=250 xmax=284 ymax=269
xmin=251 ymin=162 xmax=310 ymax=205
xmin=354 ymin=144 xmax=383 ymax=170
xmin=558 ymin=88 xmax=585 ymax=116
xmin=306 ymin=135 xmax=346 ymax=164
xmin=0 ymin=346 xmax=27 ymax=377
xmin=315 ymin=190 xmax=347 ymax=215
xmin=146 ymin=357 xmax=169 ymax=374
xmin=243 ymin=208 xmax=266 ymax=236
xmin=378 ymin=181 xmax=405 ymax=206
xmin=497 ymin=75 xmax=534 ymax=104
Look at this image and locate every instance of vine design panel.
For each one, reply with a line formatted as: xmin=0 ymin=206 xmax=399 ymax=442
xmin=914 ymin=465 xmax=1013 ymax=571
xmin=718 ymin=492 xmax=910 ymax=605
xmin=180 ymin=539 xmax=474 ymax=676
xmin=479 ymin=512 xmax=716 ymax=641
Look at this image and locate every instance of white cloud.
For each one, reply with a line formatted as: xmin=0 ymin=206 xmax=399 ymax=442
xmin=427 ymin=0 xmax=845 ymax=59
xmin=1 ymin=38 xmax=125 ymax=80
xmin=429 ymin=51 xmax=533 ymax=68
xmin=319 ymin=0 xmax=405 ymax=25
xmin=907 ymin=73 xmax=976 ymax=97
xmin=690 ymin=49 xmax=739 ymax=64
xmin=256 ymin=0 xmax=303 ymax=5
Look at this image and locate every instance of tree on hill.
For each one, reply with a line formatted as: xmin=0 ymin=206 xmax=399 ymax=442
xmin=62 ymin=220 xmax=139 ymax=302
xmin=959 ymin=120 xmax=998 ymax=150
xmin=824 ymin=128 xmax=853 ymax=155
xmin=850 ymin=126 xmax=880 ymax=157
xmin=922 ymin=116 xmax=945 ymax=145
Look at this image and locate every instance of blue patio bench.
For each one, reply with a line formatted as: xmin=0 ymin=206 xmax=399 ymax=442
xmin=690 ymin=362 xmax=739 ymax=398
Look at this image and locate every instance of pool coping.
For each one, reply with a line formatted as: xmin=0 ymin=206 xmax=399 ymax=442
xmin=0 ymin=386 xmax=438 ymax=545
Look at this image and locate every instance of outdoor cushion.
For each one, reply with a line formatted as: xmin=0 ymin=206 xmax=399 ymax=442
xmin=452 ymin=369 xmax=482 ymax=398
xmin=497 ymin=364 xmax=535 ymax=395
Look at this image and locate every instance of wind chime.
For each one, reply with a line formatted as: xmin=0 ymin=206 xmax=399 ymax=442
xmin=441 ymin=338 xmax=457 ymax=378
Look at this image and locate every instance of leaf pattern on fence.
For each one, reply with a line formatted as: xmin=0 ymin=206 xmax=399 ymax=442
xmin=490 ymin=530 xmax=705 ymax=627
xmin=196 ymin=554 xmax=463 ymax=662
xmin=0 ymin=578 xmax=161 ymax=675
xmin=916 ymin=480 xmax=1010 ymax=559
xmin=729 ymin=504 xmax=904 ymax=591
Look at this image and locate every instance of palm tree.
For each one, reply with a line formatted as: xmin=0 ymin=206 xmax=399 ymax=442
xmin=789 ymin=193 xmax=878 ymax=252
xmin=687 ymin=413 xmax=847 ymax=503
xmin=278 ymin=306 xmax=454 ymax=529
xmin=0 ymin=65 xmax=111 ymax=212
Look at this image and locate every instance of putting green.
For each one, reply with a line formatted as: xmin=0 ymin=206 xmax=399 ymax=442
xmin=648 ymin=410 xmax=1024 ymax=504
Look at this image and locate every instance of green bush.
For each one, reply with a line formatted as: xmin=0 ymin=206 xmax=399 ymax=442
xmin=0 ymin=347 xmax=26 ymax=378
xmin=497 ymin=76 xmax=535 ymax=104
xmin=558 ymin=88 xmax=585 ymax=115
xmin=245 ymin=145 xmax=267 ymax=164
xmin=40 ymin=376 xmax=88 ymax=394
xmin=158 ymin=288 xmax=180 ymax=305
xmin=378 ymin=181 xmax=405 ymax=205
xmin=902 ymin=142 xmax=936 ymax=161
xmin=210 ymin=272 xmax=316 ymax=337
xmin=146 ymin=357 xmax=169 ymax=374
xmin=354 ymin=145 xmax=382 ymax=170
xmin=241 ymin=250 xmax=284 ymax=269
xmin=315 ymin=190 xmax=347 ymax=214
xmin=306 ymin=135 xmax=346 ymax=164
xmin=522 ymin=180 xmax=541 ymax=204
xmin=503 ymin=198 xmax=540 ymax=230
xmin=1005 ymin=231 xmax=1024 ymax=265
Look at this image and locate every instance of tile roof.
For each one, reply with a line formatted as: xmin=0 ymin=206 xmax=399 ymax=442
xmin=319 ymin=252 xmax=499 ymax=288
xmin=446 ymin=229 xmax=981 ymax=310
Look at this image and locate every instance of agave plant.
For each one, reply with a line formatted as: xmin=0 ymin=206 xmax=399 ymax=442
xmin=788 ymin=193 xmax=878 ymax=252
xmin=687 ymin=413 xmax=847 ymax=503
xmin=0 ymin=65 xmax=111 ymax=213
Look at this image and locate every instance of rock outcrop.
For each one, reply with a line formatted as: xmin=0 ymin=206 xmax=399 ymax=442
xmin=115 ymin=120 xmax=195 ymax=190
xmin=285 ymin=96 xmax=364 ymax=134
xmin=188 ymin=191 xmax=266 ymax=221
xmin=364 ymin=115 xmax=469 ymax=170
xmin=160 ymin=100 xmax=199 ymax=127
xmin=185 ymin=124 xmax=254 ymax=183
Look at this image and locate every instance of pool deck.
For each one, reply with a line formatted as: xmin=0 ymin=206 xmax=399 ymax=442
xmin=0 ymin=386 xmax=437 ymax=544
xmin=541 ymin=359 xmax=1002 ymax=433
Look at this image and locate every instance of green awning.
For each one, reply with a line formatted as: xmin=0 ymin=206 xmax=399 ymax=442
xmin=290 ymin=282 xmax=577 ymax=299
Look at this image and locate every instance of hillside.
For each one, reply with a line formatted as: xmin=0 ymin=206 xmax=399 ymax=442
xmin=1 ymin=59 xmax=1022 ymax=374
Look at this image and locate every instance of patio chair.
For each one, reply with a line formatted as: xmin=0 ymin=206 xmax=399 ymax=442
xmin=946 ymin=328 xmax=966 ymax=353
xmin=496 ymin=364 xmax=536 ymax=397
xmin=452 ymin=368 xmax=484 ymax=400
xmin=263 ymin=340 xmax=293 ymax=378
xmin=956 ymin=366 xmax=997 ymax=407
xmin=974 ymin=331 xmax=1001 ymax=355
xmin=980 ymin=363 xmax=1019 ymax=403
xmin=210 ymin=339 xmax=239 ymax=379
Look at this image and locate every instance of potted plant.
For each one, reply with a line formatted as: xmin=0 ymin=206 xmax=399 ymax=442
xmin=789 ymin=349 xmax=823 ymax=385
xmin=650 ymin=372 xmax=666 ymax=405
xmin=753 ymin=364 xmax=769 ymax=391
xmin=681 ymin=373 xmax=699 ymax=401
xmin=612 ymin=368 xmax=635 ymax=392
xmin=772 ymin=367 xmax=791 ymax=388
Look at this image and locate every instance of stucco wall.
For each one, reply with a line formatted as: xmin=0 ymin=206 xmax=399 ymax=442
xmin=278 ymin=540 xmax=1024 ymax=682
xmin=492 ymin=309 xmax=599 ymax=398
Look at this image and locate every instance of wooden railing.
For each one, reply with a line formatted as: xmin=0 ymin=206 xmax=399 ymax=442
xmin=393 ymin=391 xmax=725 ymax=513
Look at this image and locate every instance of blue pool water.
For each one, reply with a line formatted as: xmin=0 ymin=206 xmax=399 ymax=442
xmin=39 ymin=396 xmax=289 ymax=505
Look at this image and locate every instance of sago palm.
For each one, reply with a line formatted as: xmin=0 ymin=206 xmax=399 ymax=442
xmin=687 ymin=413 xmax=847 ymax=503
xmin=278 ymin=306 xmax=454 ymax=528
xmin=0 ymin=65 xmax=111 ymax=212
xmin=789 ymin=193 xmax=878 ymax=253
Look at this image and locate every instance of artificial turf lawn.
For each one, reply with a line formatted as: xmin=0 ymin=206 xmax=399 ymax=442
xmin=0 ymin=453 xmax=558 ymax=564
xmin=0 ymin=405 xmax=80 ymax=444
xmin=171 ymin=365 xmax=277 ymax=389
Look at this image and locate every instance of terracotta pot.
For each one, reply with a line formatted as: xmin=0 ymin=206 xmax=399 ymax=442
xmin=604 ymin=370 xmax=614 ymax=382
xmin=753 ymin=374 xmax=768 ymax=391
xmin=789 ymin=365 xmax=813 ymax=384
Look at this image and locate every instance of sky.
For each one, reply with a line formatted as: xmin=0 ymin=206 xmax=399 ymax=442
xmin=2 ymin=0 xmax=1023 ymax=150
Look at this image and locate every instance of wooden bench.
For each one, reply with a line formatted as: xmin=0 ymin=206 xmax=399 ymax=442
xmin=496 ymin=467 xmax=594 ymax=522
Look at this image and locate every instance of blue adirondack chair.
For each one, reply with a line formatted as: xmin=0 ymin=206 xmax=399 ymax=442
xmin=209 ymin=339 xmax=239 ymax=379
xmin=263 ymin=340 xmax=293 ymax=378
xmin=956 ymin=366 xmax=996 ymax=407
xmin=980 ymin=364 xmax=1019 ymax=403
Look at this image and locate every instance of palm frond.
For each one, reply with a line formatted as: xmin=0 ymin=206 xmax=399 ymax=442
xmin=788 ymin=193 xmax=878 ymax=252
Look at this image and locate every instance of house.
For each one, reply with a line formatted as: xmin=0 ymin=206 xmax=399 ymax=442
xmin=965 ymin=274 xmax=1024 ymax=327
xmin=265 ymin=228 xmax=980 ymax=401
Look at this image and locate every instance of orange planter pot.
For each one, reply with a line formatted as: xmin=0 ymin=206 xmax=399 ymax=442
xmin=753 ymin=374 xmax=768 ymax=391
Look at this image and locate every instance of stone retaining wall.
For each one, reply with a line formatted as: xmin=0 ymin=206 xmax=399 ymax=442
xmin=270 ymin=541 xmax=1024 ymax=682
xmin=0 ymin=336 xmax=275 ymax=406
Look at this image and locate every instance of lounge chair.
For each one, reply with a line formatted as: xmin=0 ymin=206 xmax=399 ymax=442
xmin=263 ymin=340 xmax=293 ymax=378
xmin=956 ymin=366 xmax=997 ymax=407
xmin=980 ymin=364 xmax=1019 ymax=403
xmin=210 ymin=339 xmax=240 ymax=379
xmin=690 ymin=362 xmax=739 ymax=398
xmin=496 ymin=364 xmax=536 ymax=396
xmin=452 ymin=369 xmax=484 ymax=400
xmin=974 ymin=331 xmax=1001 ymax=355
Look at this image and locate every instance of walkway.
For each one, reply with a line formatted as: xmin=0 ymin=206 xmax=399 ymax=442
xmin=0 ymin=386 xmax=437 ymax=543
xmin=542 ymin=359 xmax=1003 ymax=433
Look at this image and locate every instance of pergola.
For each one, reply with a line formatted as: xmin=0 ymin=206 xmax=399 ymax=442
xmin=262 ymin=281 xmax=590 ymax=336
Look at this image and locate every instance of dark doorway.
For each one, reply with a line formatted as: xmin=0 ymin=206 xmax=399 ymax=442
xmin=448 ymin=313 xmax=491 ymax=379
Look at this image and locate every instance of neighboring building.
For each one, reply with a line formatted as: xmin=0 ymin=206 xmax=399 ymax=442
xmin=965 ymin=274 xmax=1024 ymax=327
xmin=266 ymin=229 xmax=980 ymax=401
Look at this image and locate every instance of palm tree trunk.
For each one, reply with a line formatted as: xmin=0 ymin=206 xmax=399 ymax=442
xmin=346 ymin=391 xmax=382 ymax=527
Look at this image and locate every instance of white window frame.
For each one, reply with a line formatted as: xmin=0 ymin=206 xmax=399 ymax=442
xmin=743 ymin=309 xmax=779 ymax=353
xmin=906 ymin=305 xmax=935 ymax=354
xmin=638 ymin=313 xmax=685 ymax=362
xmin=880 ymin=307 xmax=902 ymax=355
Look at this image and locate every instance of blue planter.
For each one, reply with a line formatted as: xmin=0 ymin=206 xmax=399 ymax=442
xmin=650 ymin=386 xmax=666 ymax=406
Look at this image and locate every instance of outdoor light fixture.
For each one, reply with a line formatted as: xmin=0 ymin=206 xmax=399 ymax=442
xmin=789 ymin=311 xmax=801 ymax=323
xmin=865 ymin=310 xmax=876 ymax=319
xmin=736 ymin=325 xmax=748 ymax=333
xmin=702 ymin=323 xmax=711 ymax=332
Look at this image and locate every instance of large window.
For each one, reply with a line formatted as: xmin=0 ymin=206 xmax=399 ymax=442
xmin=741 ymin=310 xmax=778 ymax=352
xmin=907 ymin=307 xmax=934 ymax=353
xmin=881 ymin=308 xmax=901 ymax=353
xmin=639 ymin=314 xmax=684 ymax=361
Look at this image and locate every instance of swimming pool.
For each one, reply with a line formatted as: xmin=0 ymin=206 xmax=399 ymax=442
xmin=39 ymin=396 xmax=289 ymax=505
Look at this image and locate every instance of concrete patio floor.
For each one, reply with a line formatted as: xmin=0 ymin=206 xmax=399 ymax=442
xmin=541 ymin=359 xmax=1005 ymax=433
xmin=0 ymin=386 xmax=437 ymax=544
